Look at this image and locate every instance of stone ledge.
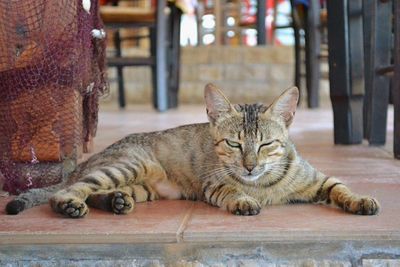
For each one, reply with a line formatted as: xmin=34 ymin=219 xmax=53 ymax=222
xmin=1 ymin=241 xmax=399 ymax=266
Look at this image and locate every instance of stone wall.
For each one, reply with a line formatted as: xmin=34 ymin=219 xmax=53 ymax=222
xmin=103 ymin=46 xmax=330 ymax=107
xmin=179 ymin=46 xmax=295 ymax=104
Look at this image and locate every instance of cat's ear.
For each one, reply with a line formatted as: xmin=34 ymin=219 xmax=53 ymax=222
xmin=204 ymin=83 xmax=235 ymax=124
xmin=267 ymin=86 xmax=299 ymax=127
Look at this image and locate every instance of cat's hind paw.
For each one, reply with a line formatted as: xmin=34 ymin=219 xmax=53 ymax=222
xmin=112 ymin=191 xmax=135 ymax=214
xmin=228 ymin=196 xmax=261 ymax=216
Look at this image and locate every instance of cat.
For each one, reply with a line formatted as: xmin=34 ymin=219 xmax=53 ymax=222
xmin=6 ymin=84 xmax=380 ymax=217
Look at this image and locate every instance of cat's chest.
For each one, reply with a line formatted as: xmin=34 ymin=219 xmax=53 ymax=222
xmin=242 ymin=184 xmax=288 ymax=205
xmin=152 ymin=179 xmax=182 ymax=200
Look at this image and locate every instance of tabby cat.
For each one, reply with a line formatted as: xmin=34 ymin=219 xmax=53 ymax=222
xmin=6 ymin=84 xmax=380 ymax=217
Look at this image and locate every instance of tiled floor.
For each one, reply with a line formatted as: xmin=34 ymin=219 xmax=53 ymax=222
xmin=0 ymin=105 xmax=399 ymax=245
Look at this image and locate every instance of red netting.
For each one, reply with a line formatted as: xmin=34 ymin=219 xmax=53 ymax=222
xmin=0 ymin=0 xmax=108 ymax=194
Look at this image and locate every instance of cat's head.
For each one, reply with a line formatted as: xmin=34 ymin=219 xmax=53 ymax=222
xmin=204 ymin=83 xmax=299 ymax=183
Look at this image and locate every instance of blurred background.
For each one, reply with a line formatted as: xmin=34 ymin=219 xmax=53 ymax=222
xmin=100 ymin=0 xmax=330 ymax=108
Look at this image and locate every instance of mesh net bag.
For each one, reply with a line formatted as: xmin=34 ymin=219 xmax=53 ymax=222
xmin=0 ymin=0 xmax=108 ymax=194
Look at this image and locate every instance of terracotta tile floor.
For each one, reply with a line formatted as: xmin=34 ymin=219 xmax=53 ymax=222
xmin=0 ymin=105 xmax=399 ymax=244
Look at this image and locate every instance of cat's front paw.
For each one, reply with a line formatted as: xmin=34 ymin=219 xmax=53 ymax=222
xmin=50 ymin=197 xmax=89 ymax=218
xmin=227 ymin=196 xmax=261 ymax=216
xmin=111 ymin=191 xmax=135 ymax=214
xmin=343 ymin=196 xmax=380 ymax=215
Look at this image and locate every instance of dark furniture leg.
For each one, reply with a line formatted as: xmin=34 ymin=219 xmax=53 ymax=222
xmin=394 ymin=0 xmax=400 ymax=158
xmin=362 ymin=0 xmax=373 ymax=139
xmin=150 ymin=27 xmax=157 ymax=109
xmin=304 ymin=0 xmax=321 ymax=108
xmin=154 ymin=0 xmax=168 ymax=111
xmin=363 ymin=0 xmax=392 ymax=145
xmin=290 ymin=0 xmax=302 ymax=95
xmin=167 ymin=4 xmax=182 ymax=109
xmin=327 ymin=0 xmax=364 ymax=144
xmin=114 ymin=31 xmax=125 ymax=108
xmin=256 ymin=0 xmax=266 ymax=45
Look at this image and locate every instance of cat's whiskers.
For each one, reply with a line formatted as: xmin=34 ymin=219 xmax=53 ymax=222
xmin=198 ymin=167 xmax=234 ymax=180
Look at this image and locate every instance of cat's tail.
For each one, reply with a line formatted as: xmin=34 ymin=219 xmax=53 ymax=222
xmin=5 ymin=182 xmax=67 ymax=215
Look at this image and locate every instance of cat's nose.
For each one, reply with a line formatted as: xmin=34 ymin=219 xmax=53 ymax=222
xmin=245 ymin=165 xmax=255 ymax=173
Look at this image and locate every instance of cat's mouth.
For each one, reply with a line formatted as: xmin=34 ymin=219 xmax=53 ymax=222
xmin=238 ymin=165 xmax=269 ymax=182
xmin=241 ymin=173 xmax=263 ymax=182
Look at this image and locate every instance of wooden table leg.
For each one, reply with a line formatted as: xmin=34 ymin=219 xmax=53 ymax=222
xmin=327 ymin=0 xmax=364 ymax=144
xmin=363 ymin=0 xmax=392 ymax=145
xmin=394 ymin=0 xmax=400 ymax=159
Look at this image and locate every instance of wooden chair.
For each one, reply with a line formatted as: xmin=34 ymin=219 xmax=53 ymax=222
xmin=100 ymin=1 xmax=182 ymax=111
xmin=327 ymin=0 xmax=399 ymax=159
xmin=363 ymin=0 xmax=399 ymax=158
xmin=290 ymin=0 xmax=327 ymax=108
xmin=362 ymin=0 xmax=392 ymax=145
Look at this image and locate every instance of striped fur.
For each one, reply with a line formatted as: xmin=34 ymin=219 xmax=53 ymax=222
xmin=6 ymin=84 xmax=380 ymax=217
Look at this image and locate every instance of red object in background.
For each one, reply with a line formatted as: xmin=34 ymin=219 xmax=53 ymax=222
xmin=240 ymin=0 xmax=256 ymax=25
xmin=99 ymin=0 xmax=109 ymax=5
xmin=100 ymin=0 xmax=156 ymax=7
xmin=241 ymin=0 xmax=285 ymax=44
xmin=267 ymin=0 xmax=285 ymax=45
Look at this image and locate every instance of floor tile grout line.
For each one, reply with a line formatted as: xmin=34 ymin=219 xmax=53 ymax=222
xmin=176 ymin=202 xmax=195 ymax=243
xmin=376 ymin=145 xmax=395 ymax=157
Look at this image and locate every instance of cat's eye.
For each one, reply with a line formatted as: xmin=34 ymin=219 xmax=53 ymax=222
xmin=258 ymin=140 xmax=278 ymax=152
xmin=225 ymin=139 xmax=241 ymax=148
